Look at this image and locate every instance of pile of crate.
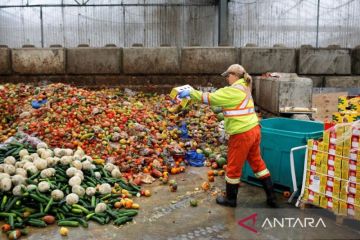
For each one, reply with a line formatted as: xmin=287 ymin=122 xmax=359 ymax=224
xmin=332 ymin=96 xmax=360 ymax=123
xmin=300 ymin=120 xmax=360 ymax=220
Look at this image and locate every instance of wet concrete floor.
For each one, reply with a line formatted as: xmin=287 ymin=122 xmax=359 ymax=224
xmin=1 ymin=167 xmax=359 ymax=240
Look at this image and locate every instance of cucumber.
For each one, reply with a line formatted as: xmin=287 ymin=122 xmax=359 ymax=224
xmin=113 ymin=216 xmax=132 ymax=226
xmin=28 ymin=219 xmax=47 ymax=227
xmin=29 ymin=194 xmax=47 ymax=204
xmin=62 ymin=217 xmax=89 ymax=228
xmin=5 ymin=197 xmax=20 ymax=212
xmin=57 ymin=220 xmax=79 ymax=227
xmin=105 ymin=209 xmax=118 ymax=219
xmin=1 ymin=195 xmax=8 ymax=211
xmin=28 ymin=212 xmax=46 ymax=219
xmin=72 ymin=204 xmax=90 ymax=214
xmin=90 ymin=215 xmax=105 ymax=225
xmin=71 ymin=208 xmax=83 ymax=215
xmin=8 ymin=215 xmax=14 ymax=229
xmin=44 ymin=198 xmax=54 ymax=213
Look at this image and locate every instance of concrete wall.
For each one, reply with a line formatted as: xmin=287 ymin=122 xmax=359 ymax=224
xmin=12 ymin=48 xmax=65 ymax=74
xmin=0 ymin=47 xmax=11 ymax=74
xmin=67 ymin=48 xmax=122 ymax=74
xmin=181 ymin=47 xmax=237 ymax=74
xmin=123 ymin=47 xmax=180 ymax=74
xmin=298 ymin=46 xmax=351 ymax=75
xmin=351 ymin=46 xmax=360 ymax=75
xmin=324 ymin=76 xmax=360 ymax=88
xmin=0 ymin=46 xmax=360 ymax=91
xmin=240 ymin=47 xmax=296 ymax=74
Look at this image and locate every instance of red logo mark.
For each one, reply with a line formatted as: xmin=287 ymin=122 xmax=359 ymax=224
xmin=238 ymin=213 xmax=258 ymax=233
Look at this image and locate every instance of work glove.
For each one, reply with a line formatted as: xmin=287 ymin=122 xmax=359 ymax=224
xmin=178 ymin=89 xmax=191 ymax=98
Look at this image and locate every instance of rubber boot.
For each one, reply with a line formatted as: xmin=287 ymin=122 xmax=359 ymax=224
xmin=216 ymin=182 xmax=238 ymax=207
xmin=261 ymin=177 xmax=279 ymax=208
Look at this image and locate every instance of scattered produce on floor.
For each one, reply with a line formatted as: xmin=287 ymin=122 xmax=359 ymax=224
xmin=0 ymin=83 xmax=233 ymax=239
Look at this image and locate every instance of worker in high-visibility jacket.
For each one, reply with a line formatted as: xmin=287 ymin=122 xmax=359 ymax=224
xmin=178 ymin=64 xmax=278 ymax=208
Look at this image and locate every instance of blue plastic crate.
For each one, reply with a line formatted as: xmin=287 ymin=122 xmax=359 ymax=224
xmin=241 ymin=118 xmax=324 ymax=193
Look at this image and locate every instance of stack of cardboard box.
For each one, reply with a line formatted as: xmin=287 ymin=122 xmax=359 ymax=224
xmin=332 ymin=96 xmax=360 ymax=123
xmin=302 ymin=121 xmax=360 ymax=220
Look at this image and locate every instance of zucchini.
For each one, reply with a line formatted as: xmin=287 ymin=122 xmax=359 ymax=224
xmin=72 ymin=204 xmax=90 ymax=214
xmin=71 ymin=208 xmax=83 ymax=215
xmin=105 ymin=209 xmax=118 ymax=219
xmin=5 ymin=197 xmax=19 ymax=212
xmin=85 ymin=213 xmax=95 ymax=221
xmin=28 ymin=212 xmax=46 ymax=219
xmin=90 ymin=215 xmax=105 ymax=225
xmin=8 ymin=215 xmax=14 ymax=229
xmin=57 ymin=220 xmax=79 ymax=227
xmin=0 ymin=212 xmax=16 ymax=218
xmin=91 ymin=196 xmax=96 ymax=207
xmin=62 ymin=217 xmax=88 ymax=228
xmin=113 ymin=216 xmax=132 ymax=226
xmin=29 ymin=194 xmax=47 ymax=204
xmin=44 ymin=198 xmax=54 ymax=213
xmin=1 ymin=195 xmax=8 ymax=211
xmin=28 ymin=219 xmax=47 ymax=227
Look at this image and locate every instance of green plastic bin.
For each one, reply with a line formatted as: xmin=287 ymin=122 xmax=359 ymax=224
xmin=241 ymin=118 xmax=324 ymax=193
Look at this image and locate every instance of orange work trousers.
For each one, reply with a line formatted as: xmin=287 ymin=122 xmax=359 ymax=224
xmin=225 ymin=125 xmax=270 ymax=184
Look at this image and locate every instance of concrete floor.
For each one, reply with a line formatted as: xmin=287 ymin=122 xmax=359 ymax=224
xmin=1 ymin=167 xmax=359 ymax=240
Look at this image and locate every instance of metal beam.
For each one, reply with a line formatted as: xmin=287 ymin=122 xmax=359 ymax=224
xmin=218 ymin=0 xmax=228 ymax=46
xmin=40 ymin=6 xmax=44 ymax=48
xmin=0 ymin=3 xmax=215 ymax=8
xmin=316 ymin=0 xmax=320 ymax=48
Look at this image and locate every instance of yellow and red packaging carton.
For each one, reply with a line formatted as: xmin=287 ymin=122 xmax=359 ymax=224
xmin=327 ymin=165 xmax=341 ymax=179
xmin=320 ymin=196 xmax=328 ymax=209
xmin=348 ymin=170 xmax=357 ymax=184
xmin=338 ymin=201 xmax=348 ymax=216
xmin=338 ymin=96 xmax=348 ymax=112
xmin=328 ymin=143 xmax=343 ymax=157
xmin=347 ymin=202 xmax=356 ymax=217
xmin=351 ymin=135 xmax=360 ymax=150
xmin=328 ymin=198 xmax=340 ymax=214
xmin=348 ymin=182 xmax=357 ymax=196
xmin=332 ymin=112 xmax=360 ymax=123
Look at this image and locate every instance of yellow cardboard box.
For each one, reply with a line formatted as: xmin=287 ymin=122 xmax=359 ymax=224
xmin=328 ymin=144 xmax=342 ymax=156
xmin=347 ymin=203 xmax=355 ymax=217
xmin=342 ymin=147 xmax=351 ymax=160
xmin=338 ymin=96 xmax=347 ymax=112
xmin=315 ymin=152 xmax=323 ymax=165
xmin=342 ymin=169 xmax=349 ymax=180
xmin=332 ymin=112 xmax=360 ymax=123
xmin=347 ymin=96 xmax=360 ymax=113
xmin=351 ymin=135 xmax=360 ymax=149
xmin=323 ymin=131 xmax=330 ymax=145
xmin=169 ymin=85 xmax=193 ymax=108
xmin=170 ymin=85 xmax=193 ymax=99
xmin=332 ymin=199 xmax=340 ymax=214
xmin=313 ymin=193 xmax=320 ymax=206
xmin=320 ymin=196 xmax=327 ymax=208
xmin=302 ymin=189 xmax=309 ymax=202
xmin=339 ymin=201 xmax=348 ymax=216
xmin=334 ymin=156 xmax=342 ymax=169
xmin=322 ymin=153 xmax=329 ymax=166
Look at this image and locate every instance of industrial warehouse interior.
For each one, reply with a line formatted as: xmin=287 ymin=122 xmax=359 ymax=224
xmin=0 ymin=0 xmax=360 ymax=240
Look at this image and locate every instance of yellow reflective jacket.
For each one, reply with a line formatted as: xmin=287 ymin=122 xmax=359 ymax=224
xmin=189 ymin=79 xmax=258 ymax=135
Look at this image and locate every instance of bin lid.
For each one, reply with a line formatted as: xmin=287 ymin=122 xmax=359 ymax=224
xmin=260 ymin=118 xmax=324 ymax=138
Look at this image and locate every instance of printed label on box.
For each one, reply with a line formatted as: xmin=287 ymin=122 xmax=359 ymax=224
xmin=309 ymin=175 xmax=320 ymax=193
